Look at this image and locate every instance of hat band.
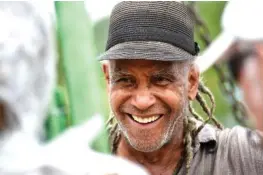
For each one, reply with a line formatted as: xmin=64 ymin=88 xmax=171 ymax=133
xmin=106 ymin=27 xmax=196 ymax=55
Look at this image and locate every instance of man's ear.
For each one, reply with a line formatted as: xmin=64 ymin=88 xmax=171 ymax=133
xmin=188 ymin=64 xmax=200 ymax=100
xmin=102 ymin=61 xmax=110 ymax=93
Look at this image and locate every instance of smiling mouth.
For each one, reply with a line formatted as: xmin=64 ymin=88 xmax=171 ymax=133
xmin=127 ymin=113 xmax=163 ymax=124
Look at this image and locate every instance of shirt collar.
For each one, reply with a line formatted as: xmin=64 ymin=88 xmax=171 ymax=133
xmin=193 ymin=122 xmax=218 ymax=153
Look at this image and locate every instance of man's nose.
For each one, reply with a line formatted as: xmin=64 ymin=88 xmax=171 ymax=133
xmin=130 ymin=89 xmax=156 ymax=111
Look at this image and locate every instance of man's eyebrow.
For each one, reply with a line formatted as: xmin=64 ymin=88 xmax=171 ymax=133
xmin=150 ymin=68 xmax=181 ymax=81
xmin=110 ymin=68 xmax=131 ymax=76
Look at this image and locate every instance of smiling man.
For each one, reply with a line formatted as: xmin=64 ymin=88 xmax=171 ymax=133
xmin=99 ymin=1 xmax=263 ymax=175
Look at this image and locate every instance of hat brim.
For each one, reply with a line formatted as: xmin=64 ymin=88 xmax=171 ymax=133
xmin=98 ymin=41 xmax=194 ymax=61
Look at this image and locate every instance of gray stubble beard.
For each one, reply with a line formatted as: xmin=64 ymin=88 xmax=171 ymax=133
xmin=115 ymin=98 xmax=188 ymax=153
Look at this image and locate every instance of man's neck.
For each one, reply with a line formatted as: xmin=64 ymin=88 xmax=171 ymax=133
xmin=116 ymin=134 xmax=184 ymax=175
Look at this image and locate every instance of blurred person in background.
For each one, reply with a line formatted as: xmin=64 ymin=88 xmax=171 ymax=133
xmin=196 ymin=0 xmax=263 ymax=132
xmin=227 ymin=42 xmax=263 ymax=131
xmin=100 ymin=1 xmax=263 ymax=175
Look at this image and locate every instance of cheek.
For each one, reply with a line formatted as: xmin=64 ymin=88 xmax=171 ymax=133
xmin=109 ymin=87 xmax=130 ymax=114
xmin=154 ymin=85 xmax=187 ymax=113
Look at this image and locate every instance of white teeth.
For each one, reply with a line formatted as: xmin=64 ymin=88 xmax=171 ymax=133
xmin=131 ymin=115 xmax=161 ymax=124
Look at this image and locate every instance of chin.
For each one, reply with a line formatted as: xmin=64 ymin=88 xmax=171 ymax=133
xmin=131 ymin=140 xmax=165 ymax=153
xmin=124 ymin=132 xmax=168 ymax=152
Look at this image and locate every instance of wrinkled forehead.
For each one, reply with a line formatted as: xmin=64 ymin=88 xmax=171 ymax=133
xmin=108 ymin=59 xmax=189 ymax=74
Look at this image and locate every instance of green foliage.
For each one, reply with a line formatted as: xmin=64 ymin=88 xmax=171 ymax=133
xmin=49 ymin=1 xmax=110 ymax=152
xmin=194 ymin=2 xmax=237 ymax=127
xmin=45 ymin=87 xmax=69 ymax=139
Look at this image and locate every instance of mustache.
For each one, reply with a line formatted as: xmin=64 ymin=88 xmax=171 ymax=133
xmin=120 ymin=104 xmax=170 ymax=115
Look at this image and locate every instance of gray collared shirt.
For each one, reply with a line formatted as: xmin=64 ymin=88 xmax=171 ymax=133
xmin=177 ymin=125 xmax=263 ymax=175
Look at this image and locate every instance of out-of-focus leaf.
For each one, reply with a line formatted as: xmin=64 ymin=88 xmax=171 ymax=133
xmin=55 ymin=1 xmax=109 ymax=152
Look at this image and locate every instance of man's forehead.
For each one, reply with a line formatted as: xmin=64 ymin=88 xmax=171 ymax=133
xmin=109 ymin=59 xmax=186 ymax=72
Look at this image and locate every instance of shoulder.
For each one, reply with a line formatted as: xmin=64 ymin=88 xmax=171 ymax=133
xmin=216 ymin=126 xmax=263 ymax=174
xmin=217 ymin=126 xmax=263 ymax=147
xmin=193 ymin=125 xmax=263 ymax=174
xmin=183 ymin=124 xmax=263 ymax=175
xmin=195 ymin=124 xmax=263 ymax=155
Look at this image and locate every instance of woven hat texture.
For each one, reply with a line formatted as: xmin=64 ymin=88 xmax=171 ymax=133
xmin=99 ymin=1 xmax=197 ymax=61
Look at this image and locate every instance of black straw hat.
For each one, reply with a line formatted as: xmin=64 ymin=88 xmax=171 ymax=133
xmin=99 ymin=1 xmax=198 ymax=61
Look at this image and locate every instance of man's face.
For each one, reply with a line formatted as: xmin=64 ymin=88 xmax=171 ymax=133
xmin=103 ymin=59 xmax=199 ymax=152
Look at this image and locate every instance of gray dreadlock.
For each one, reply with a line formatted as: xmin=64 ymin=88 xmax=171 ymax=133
xmin=106 ymin=77 xmax=223 ymax=175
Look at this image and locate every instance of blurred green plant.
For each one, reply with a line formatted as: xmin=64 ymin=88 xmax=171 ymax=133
xmin=46 ymin=1 xmax=109 ymax=152
xmin=194 ymin=2 xmax=237 ymax=127
xmin=45 ymin=87 xmax=68 ymax=139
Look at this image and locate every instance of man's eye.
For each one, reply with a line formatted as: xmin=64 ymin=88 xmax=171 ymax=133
xmin=116 ymin=77 xmax=134 ymax=85
xmin=152 ymin=76 xmax=171 ymax=86
xmin=117 ymin=78 xmax=130 ymax=82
